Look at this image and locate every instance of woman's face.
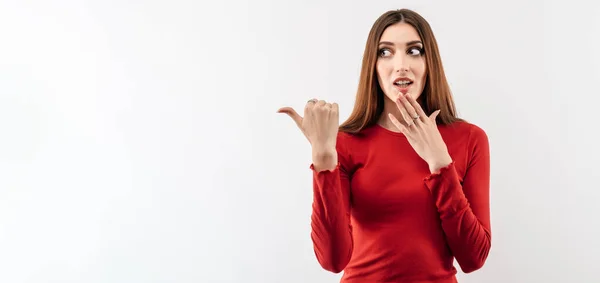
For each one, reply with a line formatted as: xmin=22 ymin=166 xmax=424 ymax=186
xmin=376 ymin=22 xmax=427 ymax=102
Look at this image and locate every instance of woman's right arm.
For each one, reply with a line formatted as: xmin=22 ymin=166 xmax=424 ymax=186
xmin=309 ymin=140 xmax=354 ymax=274
xmin=276 ymin=99 xmax=352 ymax=273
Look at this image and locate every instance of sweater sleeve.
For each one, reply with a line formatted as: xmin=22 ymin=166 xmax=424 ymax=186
xmin=309 ymin=134 xmax=354 ymax=274
xmin=424 ymin=126 xmax=491 ymax=273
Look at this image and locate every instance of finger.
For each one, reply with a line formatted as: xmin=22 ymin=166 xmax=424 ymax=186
xmin=429 ymin=110 xmax=441 ymax=123
xmin=277 ymin=107 xmax=303 ymax=129
xmin=404 ymin=93 xmax=428 ymax=122
xmin=388 ymin=113 xmax=409 ymax=133
xmin=398 ymin=93 xmax=419 ymax=120
xmin=395 ymin=96 xmax=413 ymax=126
xmin=412 ymin=116 xmax=424 ymax=129
xmin=331 ymin=102 xmax=339 ymax=112
xmin=331 ymin=103 xmax=339 ymax=120
xmin=304 ymin=97 xmax=320 ymax=115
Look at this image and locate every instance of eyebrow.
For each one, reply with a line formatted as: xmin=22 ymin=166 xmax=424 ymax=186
xmin=378 ymin=40 xmax=423 ymax=46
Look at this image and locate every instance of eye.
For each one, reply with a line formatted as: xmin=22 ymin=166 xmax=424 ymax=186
xmin=378 ymin=48 xmax=392 ymax=57
xmin=408 ymin=46 xmax=424 ymax=56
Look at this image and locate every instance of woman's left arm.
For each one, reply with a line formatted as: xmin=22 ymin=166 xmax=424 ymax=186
xmin=424 ymin=126 xmax=491 ymax=273
xmin=388 ymin=92 xmax=491 ymax=273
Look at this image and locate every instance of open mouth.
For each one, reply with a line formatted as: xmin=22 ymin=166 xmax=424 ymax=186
xmin=393 ymin=77 xmax=413 ymax=88
xmin=394 ymin=81 xmax=413 ymax=87
xmin=393 ymin=78 xmax=413 ymax=93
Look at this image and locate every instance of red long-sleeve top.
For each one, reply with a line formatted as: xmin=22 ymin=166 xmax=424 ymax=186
xmin=310 ymin=121 xmax=491 ymax=283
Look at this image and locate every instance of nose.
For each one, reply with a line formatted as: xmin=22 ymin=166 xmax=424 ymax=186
xmin=394 ymin=55 xmax=409 ymax=73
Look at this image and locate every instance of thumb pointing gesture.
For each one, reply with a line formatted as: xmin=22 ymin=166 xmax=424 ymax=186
xmin=276 ymin=106 xmax=303 ymax=130
xmin=277 ymin=99 xmax=339 ymax=149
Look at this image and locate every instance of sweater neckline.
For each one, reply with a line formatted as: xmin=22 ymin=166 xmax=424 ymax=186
xmin=372 ymin=123 xmax=407 ymax=138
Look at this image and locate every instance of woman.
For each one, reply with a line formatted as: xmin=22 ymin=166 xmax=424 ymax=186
xmin=277 ymin=8 xmax=491 ymax=283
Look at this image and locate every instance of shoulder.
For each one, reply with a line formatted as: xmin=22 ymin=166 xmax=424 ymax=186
xmin=463 ymin=121 xmax=489 ymax=147
xmin=336 ymin=126 xmax=375 ymax=149
xmin=335 ymin=131 xmax=356 ymax=154
xmin=440 ymin=121 xmax=490 ymax=160
xmin=334 ymin=130 xmax=366 ymax=167
xmin=336 ymin=130 xmax=360 ymax=142
xmin=442 ymin=120 xmax=488 ymax=142
xmin=448 ymin=121 xmax=490 ymax=159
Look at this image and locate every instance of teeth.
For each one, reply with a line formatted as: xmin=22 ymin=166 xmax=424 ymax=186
xmin=395 ymin=81 xmax=411 ymax=86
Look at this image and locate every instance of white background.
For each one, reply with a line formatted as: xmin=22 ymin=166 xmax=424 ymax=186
xmin=1 ymin=0 xmax=599 ymax=282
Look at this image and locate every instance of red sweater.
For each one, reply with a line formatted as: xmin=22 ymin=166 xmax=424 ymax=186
xmin=310 ymin=121 xmax=491 ymax=283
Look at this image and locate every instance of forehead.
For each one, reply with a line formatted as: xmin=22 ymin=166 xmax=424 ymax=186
xmin=379 ymin=22 xmax=421 ymax=44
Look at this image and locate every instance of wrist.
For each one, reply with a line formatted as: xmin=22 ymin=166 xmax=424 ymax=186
xmin=312 ymin=143 xmax=336 ymax=156
xmin=428 ymin=154 xmax=453 ymax=174
xmin=312 ymin=146 xmax=337 ymax=171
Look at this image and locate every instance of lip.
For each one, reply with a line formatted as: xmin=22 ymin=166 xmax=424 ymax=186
xmin=393 ymin=77 xmax=413 ymax=84
xmin=392 ymin=77 xmax=413 ymax=94
xmin=393 ymin=84 xmax=411 ymax=94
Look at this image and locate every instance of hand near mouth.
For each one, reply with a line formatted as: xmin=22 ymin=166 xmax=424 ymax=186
xmin=387 ymin=92 xmax=453 ymax=174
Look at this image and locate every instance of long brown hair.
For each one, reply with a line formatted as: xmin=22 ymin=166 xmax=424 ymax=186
xmin=339 ymin=9 xmax=463 ymax=134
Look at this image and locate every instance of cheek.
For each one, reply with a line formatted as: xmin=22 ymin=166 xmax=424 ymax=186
xmin=415 ymin=63 xmax=427 ymax=84
xmin=376 ymin=63 xmax=388 ymax=84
